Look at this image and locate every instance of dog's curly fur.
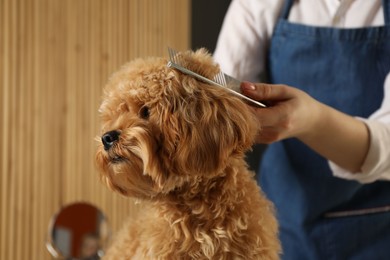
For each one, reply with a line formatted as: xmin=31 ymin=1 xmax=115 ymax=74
xmin=95 ymin=49 xmax=280 ymax=259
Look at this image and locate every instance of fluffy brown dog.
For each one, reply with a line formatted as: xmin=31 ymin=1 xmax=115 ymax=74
xmin=95 ymin=49 xmax=280 ymax=259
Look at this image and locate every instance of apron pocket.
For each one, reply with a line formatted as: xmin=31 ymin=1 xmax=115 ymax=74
xmin=318 ymin=210 xmax=390 ymax=260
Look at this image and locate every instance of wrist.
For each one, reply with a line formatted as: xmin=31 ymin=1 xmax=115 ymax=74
xmin=295 ymin=98 xmax=325 ymax=142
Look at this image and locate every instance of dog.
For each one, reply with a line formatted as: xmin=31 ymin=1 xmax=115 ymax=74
xmin=95 ymin=49 xmax=280 ymax=259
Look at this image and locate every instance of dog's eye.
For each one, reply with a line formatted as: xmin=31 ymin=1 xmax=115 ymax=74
xmin=139 ymin=106 xmax=150 ymax=119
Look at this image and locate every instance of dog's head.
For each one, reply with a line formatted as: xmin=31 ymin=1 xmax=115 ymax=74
xmin=95 ymin=49 xmax=258 ymax=199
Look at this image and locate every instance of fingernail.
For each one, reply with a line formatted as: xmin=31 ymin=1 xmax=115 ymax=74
xmin=241 ymin=81 xmax=256 ymax=91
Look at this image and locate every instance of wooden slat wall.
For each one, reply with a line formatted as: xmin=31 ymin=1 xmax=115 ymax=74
xmin=0 ymin=0 xmax=190 ymax=259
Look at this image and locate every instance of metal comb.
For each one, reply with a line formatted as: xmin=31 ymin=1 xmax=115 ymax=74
xmin=166 ymin=47 xmax=266 ymax=108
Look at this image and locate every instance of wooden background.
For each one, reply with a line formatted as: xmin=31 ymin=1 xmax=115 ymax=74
xmin=0 ymin=0 xmax=190 ymax=259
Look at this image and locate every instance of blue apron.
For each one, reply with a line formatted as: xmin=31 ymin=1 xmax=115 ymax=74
xmin=260 ymin=0 xmax=390 ymax=259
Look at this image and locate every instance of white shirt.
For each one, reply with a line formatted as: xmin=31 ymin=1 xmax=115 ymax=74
xmin=214 ymin=0 xmax=390 ymax=183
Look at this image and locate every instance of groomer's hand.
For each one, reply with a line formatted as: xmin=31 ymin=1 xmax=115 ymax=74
xmin=241 ymin=81 xmax=370 ymax=173
xmin=241 ymin=82 xmax=321 ymax=143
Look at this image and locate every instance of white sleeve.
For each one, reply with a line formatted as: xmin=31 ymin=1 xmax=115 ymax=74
xmin=213 ymin=0 xmax=283 ymax=82
xmin=330 ymin=73 xmax=390 ymax=183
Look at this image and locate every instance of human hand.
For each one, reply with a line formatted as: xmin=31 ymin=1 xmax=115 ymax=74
xmin=240 ymin=81 xmax=370 ymax=173
xmin=240 ymin=82 xmax=322 ymax=144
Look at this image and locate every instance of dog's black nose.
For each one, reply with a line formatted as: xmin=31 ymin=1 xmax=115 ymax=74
xmin=102 ymin=130 xmax=120 ymax=151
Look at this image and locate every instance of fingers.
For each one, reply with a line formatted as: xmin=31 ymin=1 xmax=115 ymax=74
xmin=242 ymin=81 xmax=292 ymax=129
xmin=240 ymin=81 xmax=322 ymax=144
xmin=241 ymin=82 xmax=297 ymax=143
xmin=251 ymin=112 xmax=291 ymax=144
xmin=249 ymin=105 xmax=290 ymax=130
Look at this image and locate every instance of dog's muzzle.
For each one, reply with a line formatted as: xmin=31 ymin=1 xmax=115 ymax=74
xmin=102 ymin=130 xmax=120 ymax=151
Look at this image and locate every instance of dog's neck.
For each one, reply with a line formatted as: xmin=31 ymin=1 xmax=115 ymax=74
xmin=141 ymin=159 xmax=265 ymax=258
xmin=153 ymin=160 xmax=248 ymax=224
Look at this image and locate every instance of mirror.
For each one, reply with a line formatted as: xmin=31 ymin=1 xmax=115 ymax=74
xmin=46 ymin=202 xmax=110 ymax=259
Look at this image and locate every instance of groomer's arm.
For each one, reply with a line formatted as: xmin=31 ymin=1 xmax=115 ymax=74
xmin=241 ymin=82 xmax=369 ymax=173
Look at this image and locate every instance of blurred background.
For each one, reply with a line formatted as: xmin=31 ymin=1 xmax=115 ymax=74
xmin=0 ymin=0 xmax=232 ymax=259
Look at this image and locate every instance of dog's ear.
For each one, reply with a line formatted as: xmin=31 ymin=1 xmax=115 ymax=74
xmin=183 ymin=96 xmax=256 ymax=175
xmin=155 ymin=79 xmax=258 ymax=177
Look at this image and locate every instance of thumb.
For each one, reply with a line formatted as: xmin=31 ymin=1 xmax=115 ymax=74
xmin=241 ymin=81 xmax=291 ymax=101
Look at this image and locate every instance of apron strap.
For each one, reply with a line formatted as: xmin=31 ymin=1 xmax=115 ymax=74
xmin=384 ymin=0 xmax=390 ymax=25
xmin=280 ymin=0 xmax=295 ymax=19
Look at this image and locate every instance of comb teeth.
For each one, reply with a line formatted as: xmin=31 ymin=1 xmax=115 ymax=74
xmin=168 ymin=47 xmax=179 ymax=64
xmin=167 ymin=47 xmax=220 ymax=87
xmin=168 ymin=47 xmax=228 ymax=87
xmin=213 ymin=71 xmax=227 ymax=86
xmin=167 ymin=47 xmax=266 ymax=108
